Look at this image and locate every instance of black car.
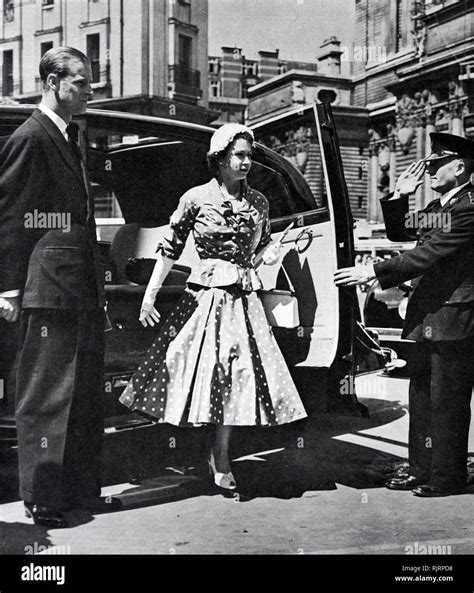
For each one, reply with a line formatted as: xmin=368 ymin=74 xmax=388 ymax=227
xmin=0 ymin=102 xmax=380 ymax=450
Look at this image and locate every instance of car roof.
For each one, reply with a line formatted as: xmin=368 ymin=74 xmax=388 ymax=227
xmin=0 ymin=103 xmax=215 ymax=133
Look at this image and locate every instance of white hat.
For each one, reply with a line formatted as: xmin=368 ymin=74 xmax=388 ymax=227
xmin=207 ymin=123 xmax=254 ymax=156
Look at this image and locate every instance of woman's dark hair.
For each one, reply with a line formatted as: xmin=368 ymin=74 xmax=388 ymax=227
xmin=207 ymin=131 xmax=254 ymax=177
xmin=39 ymin=46 xmax=90 ymax=86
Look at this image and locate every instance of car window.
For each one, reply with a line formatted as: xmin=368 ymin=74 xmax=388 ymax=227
xmin=247 ymin=160 xmax=316 ymax=219
xmin=87 ymin=135 xmax=210 ymax=224
xmin=252 ymin=116 xmax=329 ymax=214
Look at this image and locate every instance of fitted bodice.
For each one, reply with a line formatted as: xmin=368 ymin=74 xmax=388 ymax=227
xmin=157 ymin=178 xmax=272 ymax=291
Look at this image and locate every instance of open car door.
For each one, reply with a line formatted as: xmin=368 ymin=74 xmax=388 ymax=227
xmin=249 ymin=103 xmax=359 ymax=414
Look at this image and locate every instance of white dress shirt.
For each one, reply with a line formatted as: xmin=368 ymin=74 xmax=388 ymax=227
xmin=38 ymin=102 xmax=69 ymax=139
xmin=439 ymin=181 xmax=469 ymax=207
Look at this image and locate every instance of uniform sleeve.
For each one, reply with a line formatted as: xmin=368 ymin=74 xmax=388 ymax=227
xmin=379 ymin=193 xmax=418 ymax=242
xmin=0 ymin=134 xmax=46 ymax=292
xmin=374 ymin=203 xmax=474 ymax=290
xmin=156 ymin=190 xmax=198 ymax=260
xmin=256 ymin=194 xmax=272 ymax=252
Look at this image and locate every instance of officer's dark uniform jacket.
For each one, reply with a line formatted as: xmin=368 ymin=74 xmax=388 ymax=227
xmin=374 ymin=183 xmax=474 ymax=342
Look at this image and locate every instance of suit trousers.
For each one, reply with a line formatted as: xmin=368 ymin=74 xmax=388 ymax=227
xmin=15 ymin=308 xmax=104 ymax=509
xmin=408 ymin=337 xmax=474 ymax=489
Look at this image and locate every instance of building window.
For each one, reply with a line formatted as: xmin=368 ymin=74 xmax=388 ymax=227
xmin=2 ymin=49 xmax=13 ymax=96
xmin=3 ymin=0 xmax=14 ymax=22
xmin=395 ymin=0 xmax=403 ymax=52
xmin=174 ymin=0 xmax=191 ymax=24
xmin=209 ymin=57 xmax=219 ymax=75
xmin=87 ymin=33 xmax=100 ymax=83
xmin=242 ymin=61 xmax=257 ymax=77
xmin=178 ymin=35 xmax=192 ymax=71
xmin=42 ymin=0 xmax=54 ymax=5
xmin=40 ymin=41 xmax=53 ymax=57
xmin=210 ymin=80 xmax=220 ymax=98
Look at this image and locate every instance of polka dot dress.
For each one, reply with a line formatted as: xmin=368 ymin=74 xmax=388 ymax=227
xmin=120 ymin=283 xmax=307 ymax=427
xmin=119 ymin=178 xmax=308 ymax=427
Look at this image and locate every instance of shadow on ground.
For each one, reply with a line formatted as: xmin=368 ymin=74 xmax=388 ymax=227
xmin=103 ymin=395 xmax=412 ymax=506
xmin=229 ymin=396 xmax=409 ymax=500
xmin=0 ymin=521 xmax=52 ymax=555
xmin=3 ymin=395 xmax=471 ymax=513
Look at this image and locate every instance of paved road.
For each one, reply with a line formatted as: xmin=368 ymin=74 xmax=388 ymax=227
xmin=1 ymin=373 xmax=473 ymax=556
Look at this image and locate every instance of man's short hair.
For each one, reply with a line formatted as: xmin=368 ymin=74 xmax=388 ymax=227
xmin=39 ymin=46 xmax=89 ymax=84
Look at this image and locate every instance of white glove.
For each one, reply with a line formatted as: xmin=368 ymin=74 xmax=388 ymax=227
xmin=0 ymin=296 xmax=20 ymax=323
xmin=140 ymin=255 xmax=175 ymax=327
xmin=254 ymin=242 xmax=282 ymax=267
xmin=261 ymin=242 xmax=282 ymax=265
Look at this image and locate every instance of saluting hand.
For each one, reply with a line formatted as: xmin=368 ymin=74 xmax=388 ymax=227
xmin=395 ymin=160 xmax=426 ymax=196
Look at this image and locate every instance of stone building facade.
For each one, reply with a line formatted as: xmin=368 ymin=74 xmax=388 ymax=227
xmin=244 ymin=38 xmax=370 ymax=221
xmin=353 ymin=0 xmax=473 ymax=223
xmin=208 ymin=47 xmax=318 ymax=125
xmin=0 ymin=0 xmax=215 ymax=124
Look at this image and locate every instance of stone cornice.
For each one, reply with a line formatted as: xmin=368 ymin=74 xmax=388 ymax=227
xmin=34 ymin=26 xmax=63 ymax=37
xmin=387 ymin=39 xmax=474 ymax=94
xmin=248 ymin=69 xmax=352 ymax=96
xmin=79 ymin=18 xmax=110 ymax=29
xmin=167 ymin=17 xmax=198 ymax=33
xmin=351 ymin=50 xmax=414 ymax=83
xmin=0 ymin=35 xmax=21 ymax=45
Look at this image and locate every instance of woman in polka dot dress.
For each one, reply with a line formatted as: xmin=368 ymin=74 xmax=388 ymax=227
xmin=120 ymin=123 xmax=307 ymax=493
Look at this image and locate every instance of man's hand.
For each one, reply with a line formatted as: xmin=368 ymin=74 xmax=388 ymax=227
xmin=0 ymin=296 xmax=20 ymax=323
xmin=394 ymin=160 xmax=426 ymax=196
xmin=334 ymin=264 xmax=376 ymax=287
xmin=139 ymin=295 xmax=161 ymax=327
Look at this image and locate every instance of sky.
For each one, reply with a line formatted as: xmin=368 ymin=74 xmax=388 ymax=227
xmin=208 ymin=0 xmax=356 ymax=67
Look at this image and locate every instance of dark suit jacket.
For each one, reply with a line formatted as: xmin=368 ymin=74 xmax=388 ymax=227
xmin=374 ymin=184 xmax=474 ymax=341
xmin=0 ymin=109 xmax=104 ymax=309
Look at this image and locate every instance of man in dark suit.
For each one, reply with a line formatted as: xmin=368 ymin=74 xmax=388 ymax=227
xmin=0 ymin=47 xmax=116 ymax=526
xmin=335 ymin=132 xmax=474 ymax=497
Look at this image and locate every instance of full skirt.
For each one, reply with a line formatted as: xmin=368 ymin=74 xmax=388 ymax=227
xmin=119 ymin=284 xmax=307 ymax=426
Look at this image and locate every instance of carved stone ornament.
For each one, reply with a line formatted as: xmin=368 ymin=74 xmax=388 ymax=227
xmin=410 ymin=1 xmax=427 ymax=59
xmin=396 ymin=95 xmax=418 ymax=153
xmin=368 ymin=128 xmax=381 ymax=156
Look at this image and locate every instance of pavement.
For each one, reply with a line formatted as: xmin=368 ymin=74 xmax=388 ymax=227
xmin=0 ymin=372 xmax=473 ymax=556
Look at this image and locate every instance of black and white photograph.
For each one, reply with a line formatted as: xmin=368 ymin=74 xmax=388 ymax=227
xmin=0 ymin=0 xmax=472 ymax=591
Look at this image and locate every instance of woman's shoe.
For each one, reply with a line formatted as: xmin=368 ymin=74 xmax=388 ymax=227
xmin=208 ymin=451 xmax=237 ymax=491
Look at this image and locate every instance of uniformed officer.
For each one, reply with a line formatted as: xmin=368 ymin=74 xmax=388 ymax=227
xmin=334 ymin=132 xmax=474 ymax=497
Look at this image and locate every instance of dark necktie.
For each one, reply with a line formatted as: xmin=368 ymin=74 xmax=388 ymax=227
xmin=66 ymin=122 xmax=82 ymax=162
xmin=66 ymin=122 xmax=95 ymax=226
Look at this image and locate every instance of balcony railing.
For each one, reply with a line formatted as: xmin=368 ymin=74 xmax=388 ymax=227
xmin=168 ymin=64 xmax=201 ymax=98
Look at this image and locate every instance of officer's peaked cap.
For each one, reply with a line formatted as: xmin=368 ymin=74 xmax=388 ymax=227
xmin=423 ymin=132 xmax=474 ymax=162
